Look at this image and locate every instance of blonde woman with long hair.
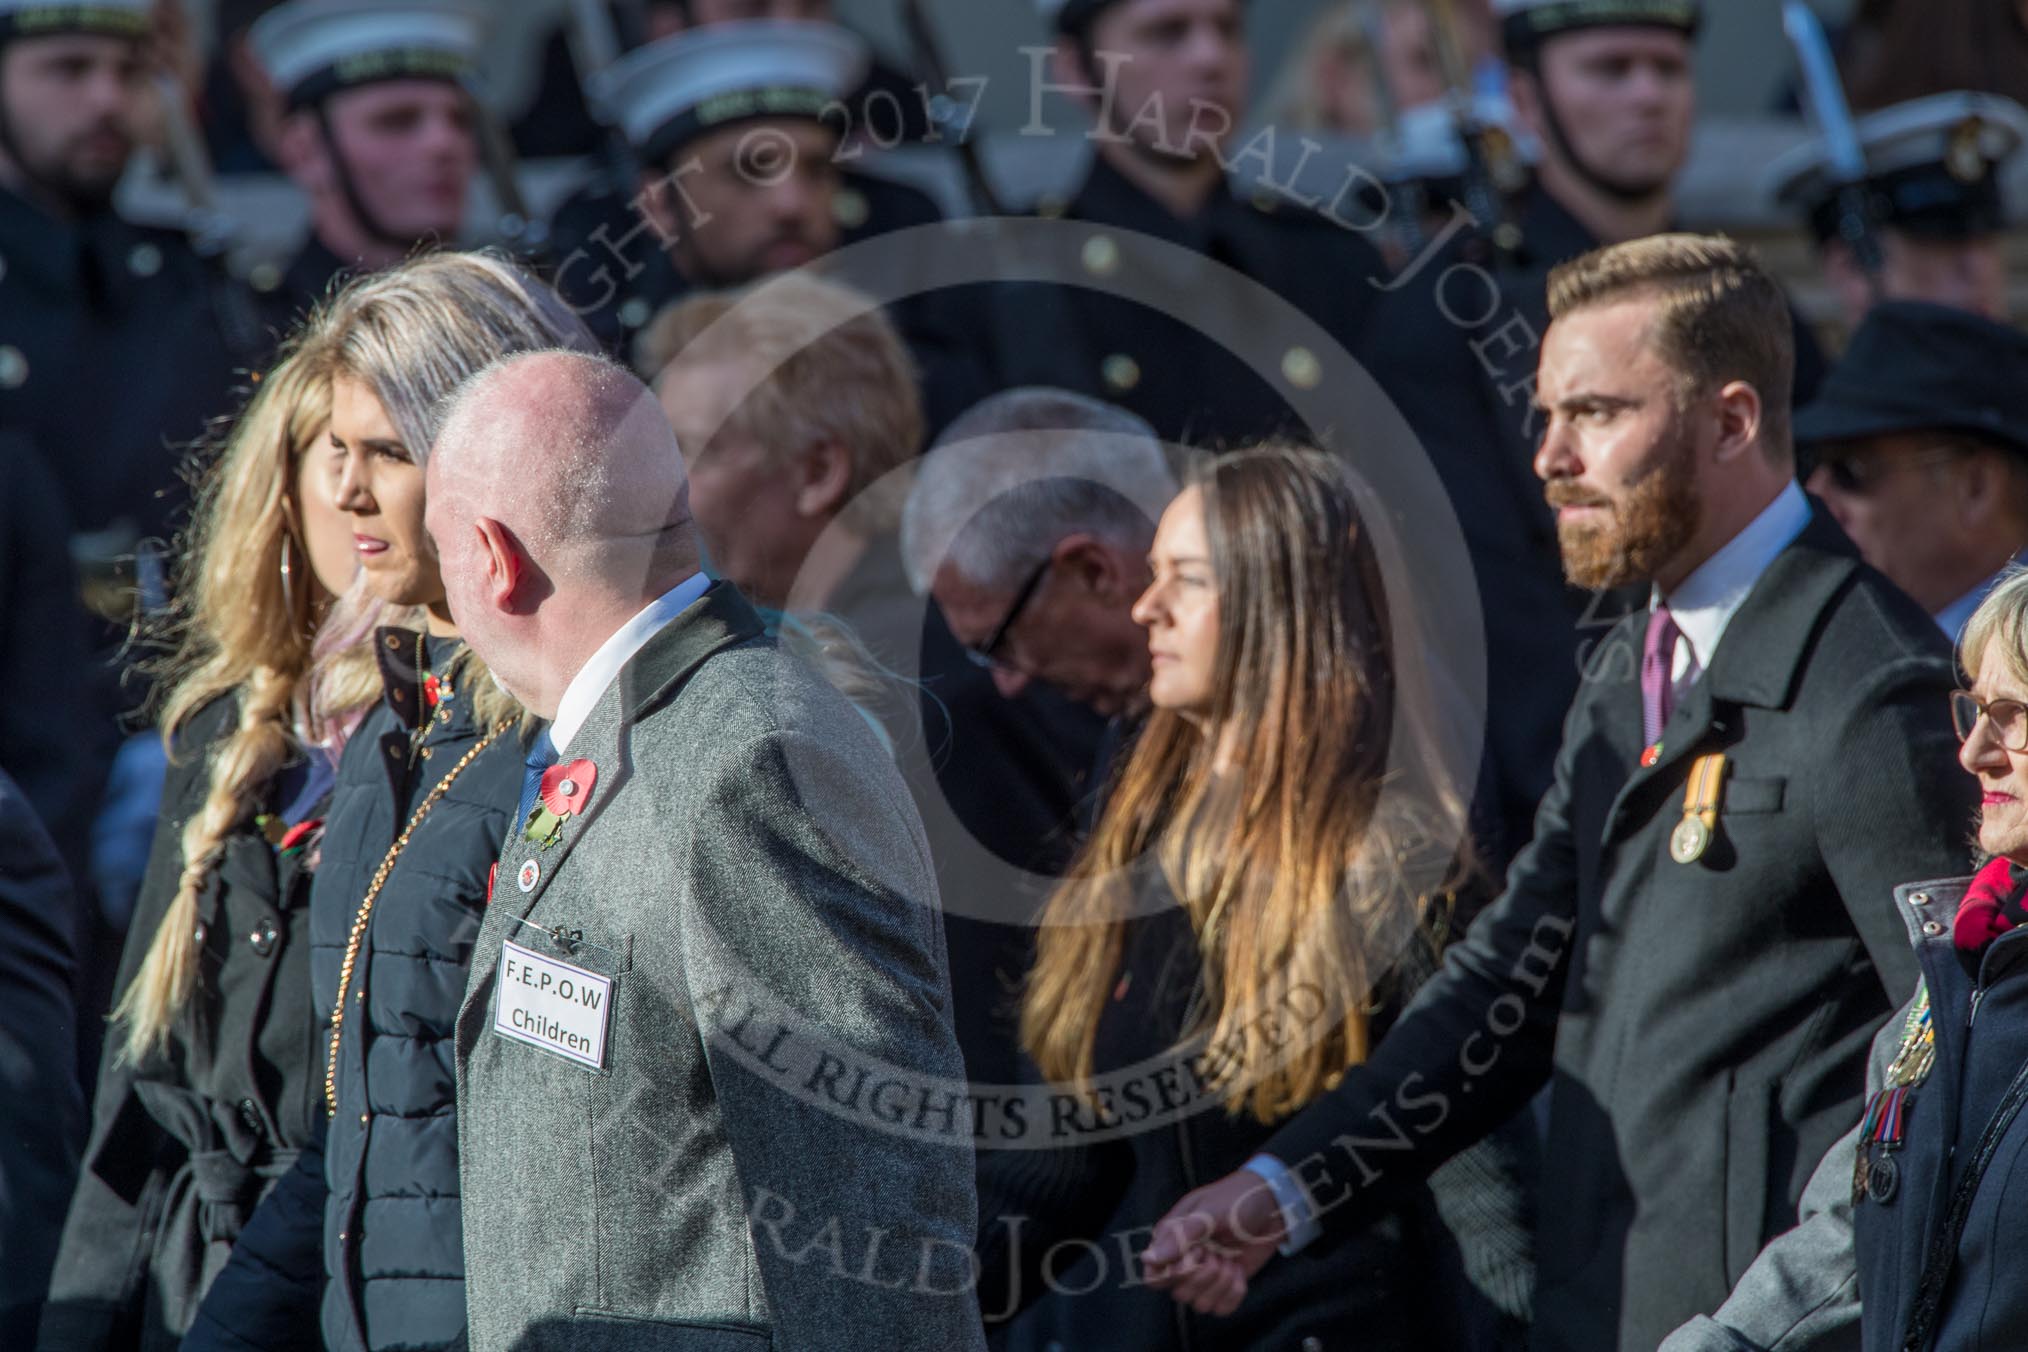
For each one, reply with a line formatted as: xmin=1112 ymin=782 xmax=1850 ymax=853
xmin=978 ymin=446 xmax=1533 ymax=1350
xmin=39 ymin=334 xmax=387 ymax=1350
xmin=182 ymin=251 xmax=596 ymax=1352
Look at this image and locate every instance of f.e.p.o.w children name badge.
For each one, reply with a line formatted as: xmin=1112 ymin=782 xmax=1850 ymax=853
xmin=493 ymin=938 xmax=612 ymax=1070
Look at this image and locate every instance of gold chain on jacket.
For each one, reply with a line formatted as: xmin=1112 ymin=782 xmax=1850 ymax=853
xmin=324 ymin=721 xmax=512 ymax=1116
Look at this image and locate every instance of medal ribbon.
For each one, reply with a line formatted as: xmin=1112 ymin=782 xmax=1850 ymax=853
xmin=1680 ymin=753 xmax=1724 ymax=833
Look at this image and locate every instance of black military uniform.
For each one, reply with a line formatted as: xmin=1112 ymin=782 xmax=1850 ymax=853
xmin=583 ymin=20 xmax=988 ymax=430
xmin=0 ymin=184 xmax=251 ymax=552
xmin=245 ymin=0 xmax=487 ymax=335
xmin=547 ymin=161 xmax=946 ymax=356
xmin=0 ymin=766 xmax=84 ymax=1343
xmin=0 ymin=430 xmax=108 ymax=889
xmin=977 ymin=152 xmax=1389 ymax=448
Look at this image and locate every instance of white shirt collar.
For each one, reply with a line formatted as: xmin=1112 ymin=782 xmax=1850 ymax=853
xmin=1652 ymin=480 xmax=1811 ymax=674
xmin=549 ymin=573 xmax=710 ymax=755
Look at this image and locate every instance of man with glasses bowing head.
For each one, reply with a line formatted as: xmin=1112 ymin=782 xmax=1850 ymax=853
xmin=423 ymin=350 xmax=985 ymax=1351
xmin=1143 ymin=235 xmax=1976 ymax=1351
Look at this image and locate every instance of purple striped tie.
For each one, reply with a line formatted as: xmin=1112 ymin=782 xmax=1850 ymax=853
xmin=1642 ymin=605 xmax=1681 ymax=751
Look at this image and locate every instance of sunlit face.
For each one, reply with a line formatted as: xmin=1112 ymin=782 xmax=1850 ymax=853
xmin=293 ymin=427 xmax=359 ymax=602
xmin=655 ymin=119 xmax=840 ymax=287
xmin=0 ymin=34 xmax=144 ymax=207
xmin=1131 ymin=484 xmax=1220 ymax=718
xmin=317 ymin=80 xmax=476 ymax=242
xmin=1806 ymin=433 xmax=1978 ymax=615
xmin=330 ymin=375 xmax=443 ymax=609
xmin=1961 ymin=640 xmax=2028 ymax=862
xmin=1534 ymin=300 xmax=1703 ymax=590
xmin=655 ymin=356 xmax=811 ymax=608
xmin=1524 ymin=27 xmax=1693 ymax=199
xmin=1081 ymin=0 xmax=1249 ymax=160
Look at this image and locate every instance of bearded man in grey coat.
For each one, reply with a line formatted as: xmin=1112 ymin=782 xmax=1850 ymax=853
xmin=424 ymin=348 xmax=986 ymax=1352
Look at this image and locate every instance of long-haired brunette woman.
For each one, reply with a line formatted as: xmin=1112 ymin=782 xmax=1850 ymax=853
xmin=978 ymin=444 xmax=1534 ymax=1350
xmin=38 ymin=339 xmax=389 ymax=1351
xmin=182 ymin=252 xmax=597 ymax=1352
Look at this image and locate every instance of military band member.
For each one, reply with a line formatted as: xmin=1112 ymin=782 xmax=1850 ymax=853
xmin=585 ymin=19 xmax=985 ymax=427
xmin=1798 ymin=300 xmax=2028 ymax=637
xmin=1769 ymin=90 xmax=2028 ymax=329
xmin=546 ymin=4 xmax=945 ymax=355
xmin=978 ymin=0 xmax=1388 ymax=447
xmin=248 ymin=0 xmax=484 ymax=325
xmin=1144 ymin=235 xmax=1973 ymax=1352
xmin=0 ymin=0 xmax=253 ymax=557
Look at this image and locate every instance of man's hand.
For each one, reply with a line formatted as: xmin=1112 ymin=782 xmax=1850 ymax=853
xmin=1141 ymin=1169 xmax=1288 ymax=1314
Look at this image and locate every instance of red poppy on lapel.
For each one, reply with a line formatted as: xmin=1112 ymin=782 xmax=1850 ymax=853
xmin=524 ymin=759 xmax=599 ymax=849
xmin=539 ymin=759 xmax=598 ymax=818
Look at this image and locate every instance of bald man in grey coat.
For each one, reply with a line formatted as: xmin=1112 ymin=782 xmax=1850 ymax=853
xmin=426 ymin=351 xmax=985 ymax=1352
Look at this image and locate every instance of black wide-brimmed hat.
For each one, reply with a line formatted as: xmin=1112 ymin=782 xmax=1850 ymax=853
xmin=1794 ymin=300 xmax=2028 ymax=455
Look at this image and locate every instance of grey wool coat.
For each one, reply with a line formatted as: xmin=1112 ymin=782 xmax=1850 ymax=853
xmin=454 ymin=583 xmax=987 ymax=1352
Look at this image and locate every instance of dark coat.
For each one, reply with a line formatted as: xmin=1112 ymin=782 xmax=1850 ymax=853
xmin=978 ymin=904 xmax=1534 ymax=1352
xmin=39 ymin=695 xmax=328 ymax=1351
xmin=1658 ymin=876 xmax=2028 ymax=1352
xmin=185 ymin=631 xmax=525 ymax=1352
xmin=0 ymin=430 xmax=108 ymax=885
xmin=978 ymin=155 xmax=1388 ymax=449
xmin=1853 ymin=877 xmax=2028 ymax=1352
xmin=1261 ymin=507 xmax=1974 ymax=1351
xmin=313 ymin=633 xmax=523 ymax=1352
xmin=822 ymin=536 xmax=1106 ymax=1088
xmin=0 ymin=184 xmax=258 ymax=547
xmin=0 ymin=767 xmax=85 ymax=1341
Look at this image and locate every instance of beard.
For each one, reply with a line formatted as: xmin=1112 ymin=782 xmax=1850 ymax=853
xmin=30 ymin=120 xmax=131 ymax=213
xmin=1545 ymin=433 xmax=1701 ymax=590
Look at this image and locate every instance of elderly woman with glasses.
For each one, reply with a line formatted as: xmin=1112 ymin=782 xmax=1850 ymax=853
xmin=1665 ymin=565 xmax=2028 ymax=1351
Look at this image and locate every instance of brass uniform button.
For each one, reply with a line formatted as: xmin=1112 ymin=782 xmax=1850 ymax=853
xmin=1101 ymin=353 xmax=1141 ymax=392
xmin=0 ymin=345 xmax=28 ymax=389
xmin=1282 ymin=346 xmax=1322 ymax=390
xmin=1081 ymin=233 xmax=1120 ymax=277
xmin=128 ymin=243 xmax=163 ymax=277
xmin=832 ymin=186 xmax=870 ymax=230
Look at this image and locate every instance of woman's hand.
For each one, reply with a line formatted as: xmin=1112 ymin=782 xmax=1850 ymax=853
xmin=1142 ymin=1169 xmax=1287 ymax=1313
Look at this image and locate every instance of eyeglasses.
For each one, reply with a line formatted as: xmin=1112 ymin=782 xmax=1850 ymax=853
xmin=964 ymin=557 xmax=1053 ymax=673
xmin=1813 ymin=444 xmax=1969 ymax=496
xmin=1952 ymin=689 xmax=2028 ymax=752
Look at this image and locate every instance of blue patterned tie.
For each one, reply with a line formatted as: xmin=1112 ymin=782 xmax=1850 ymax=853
xmin=515 ymin=728 xmax=558 ymax=828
